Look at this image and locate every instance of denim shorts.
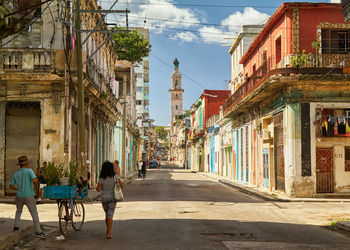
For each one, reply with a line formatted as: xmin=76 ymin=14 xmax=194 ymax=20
xmin=102 ymin=199 xmax=117 ymax=218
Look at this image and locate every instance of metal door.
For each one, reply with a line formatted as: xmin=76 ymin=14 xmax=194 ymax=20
xmin=274 ymin=112 xmax=285 ymax=191
xmin=263 ymin=148 xmax=269 ymax=188
xmin=5 ymin=102 xmax=40 ymax=195
xmin=316 ymin=148 xmax=334 ymax=193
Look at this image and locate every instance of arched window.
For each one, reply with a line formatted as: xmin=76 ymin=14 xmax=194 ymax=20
xmin=175 ymin=80 xmax=178 ymax=88
xmin=176 ymin=105 xmax=178 ymax=110
xmin=175 ymin=94 xmax=178 ymax=99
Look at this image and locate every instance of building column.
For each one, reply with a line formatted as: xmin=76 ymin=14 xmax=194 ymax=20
xmin=0 ymin=102 xmax=5 ymax=196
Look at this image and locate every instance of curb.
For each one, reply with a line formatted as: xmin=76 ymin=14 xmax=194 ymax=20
xmin=199 ymin=172 xmax=350 ymax=203
xmin=219 ymin=179 xmax=288 ymax=202
xmin=336 ymin=221 xmax=350 ymax=232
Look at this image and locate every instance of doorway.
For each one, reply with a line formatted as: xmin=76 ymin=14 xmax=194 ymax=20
xmin=5 ymin=102 xmax=40 ymax=195
xmin=316 ymin=148 xmax=334 ymax=193
xmin=274 ymin=112 xmax=285 ymax=191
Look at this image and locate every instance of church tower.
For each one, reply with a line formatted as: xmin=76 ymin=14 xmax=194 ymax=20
xmin=169 ymin=58 xmax=184 ymax=123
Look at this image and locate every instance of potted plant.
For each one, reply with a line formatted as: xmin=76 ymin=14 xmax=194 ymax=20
xmin=42 ymin=162 xmax=63 ymax=186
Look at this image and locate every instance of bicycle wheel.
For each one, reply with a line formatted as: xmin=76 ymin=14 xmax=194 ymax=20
xmin=72 ymin=201 xmax=85 ymax=231
xmin=58 ymin=201 xmax=69 ymax=237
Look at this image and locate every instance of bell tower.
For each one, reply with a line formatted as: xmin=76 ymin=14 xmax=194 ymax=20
xmin=169 ymin=58 xmax=184 ymax=123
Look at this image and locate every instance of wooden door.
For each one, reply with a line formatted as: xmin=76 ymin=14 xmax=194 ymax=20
xmin=5 ymin=102 xmax=40 ymax=195
xmin=274 ymin=112 xmax=285 ymax=191
xmin=316 ymin=148 xmax=334 ymax=193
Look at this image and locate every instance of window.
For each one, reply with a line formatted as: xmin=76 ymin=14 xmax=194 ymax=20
xmin=322 ymin=29 xmax=350 ymax=54
xmin=176 ymin=105 xmax=178 ymax=110
xmin=136 ymin=87 xmax=143 ymax=92
xmin=175 ymin=80 xmax=178 ymax=88
xmin=136 ymin=73 xmax=143 ymax=78
xmin=136 ymin=100 xmax=142 ymax=105
xmin=275 ymin=36 xmax=282 ymax=65
xmin=118 ymin=82 xmax=123 ymax=98
xmin=175 ymin=94 xmax=178 ymax=99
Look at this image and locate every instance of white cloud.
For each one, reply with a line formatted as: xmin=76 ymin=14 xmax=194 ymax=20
xmin=198 ymin=26 xmax=231 ymax=44
xmin=104 ymin=1 xmax=270 ymax=44
xmin=221 ymin=7 xmax=270 ymax=33
xmin=170 ymin=32 xmax=198 ymax=42
xmin=199 ymin=7 xmax=269 ymax=44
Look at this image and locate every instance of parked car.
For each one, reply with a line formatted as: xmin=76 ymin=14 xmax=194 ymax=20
xmin=149 ymin=160 xmax=159 ymax=169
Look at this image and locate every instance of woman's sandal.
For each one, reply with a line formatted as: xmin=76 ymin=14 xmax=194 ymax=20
xmin=106 ymin=235 xmax=112 ymax=239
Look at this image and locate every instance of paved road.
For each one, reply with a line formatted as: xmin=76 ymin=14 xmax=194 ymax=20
xmin=5 ymin=163 xmax=350 ymax=249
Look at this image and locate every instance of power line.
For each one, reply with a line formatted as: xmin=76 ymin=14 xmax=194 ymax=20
xmin=98 ymin=1 xmax=279 ymax=8
xmin=150 ymin=54 xmax=206 ymax=90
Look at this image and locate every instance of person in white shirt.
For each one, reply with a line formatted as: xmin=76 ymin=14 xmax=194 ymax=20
xmin=137 ymin=161 xmax=143 ymax=178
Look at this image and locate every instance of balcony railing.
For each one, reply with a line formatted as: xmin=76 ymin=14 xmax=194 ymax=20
xmin=0 ymin=48 xmax=54 ymax=71
xmin=223 ymin=56 xmax=343 ymax=113
xmin=86 ymin=60 xmax=106 ymax=92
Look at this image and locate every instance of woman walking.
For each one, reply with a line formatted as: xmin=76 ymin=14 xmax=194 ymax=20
xmin=96 ymin=161 xmax=123 ymax=239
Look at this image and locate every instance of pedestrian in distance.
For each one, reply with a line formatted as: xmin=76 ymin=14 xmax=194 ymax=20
xmin=137 ymin=161 xmax=143 ymax=178
xmin=113 ymin=160 xmax=120 ymax=176
xmin=157 ymin=157 xmax=161 ymax=170
xmin=36 ymin=161 xmax=47 ymax=203
xmin=9 ymin=156 xmax=46 ymax=239
xmin=142 ymin=161 xmax=147 ymax=179
xmin=96 ymin=161 xmax=123 ymax=239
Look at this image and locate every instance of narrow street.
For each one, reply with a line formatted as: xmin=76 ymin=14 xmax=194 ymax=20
xmin=5 ymin=162 xmax=350 ymax=250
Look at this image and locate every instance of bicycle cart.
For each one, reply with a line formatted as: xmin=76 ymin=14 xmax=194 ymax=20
xmin=43 ymin=185 xmax=88 ymax=237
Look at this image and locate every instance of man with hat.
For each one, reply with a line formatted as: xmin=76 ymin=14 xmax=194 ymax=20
xmin=9 ymin=156 xmax=46 ymax=239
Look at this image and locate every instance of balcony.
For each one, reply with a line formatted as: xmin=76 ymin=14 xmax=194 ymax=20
xmin=86 ymin=60 xmax=106 ymax=92
xmin=223 ymin=56 xmax=344 ymax=117
xmin=0 ymin=48 xmax=54 ymax=71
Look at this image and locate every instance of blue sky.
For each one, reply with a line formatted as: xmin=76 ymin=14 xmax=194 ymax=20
xmin=101 ymin=0 xmax=334 ymax=126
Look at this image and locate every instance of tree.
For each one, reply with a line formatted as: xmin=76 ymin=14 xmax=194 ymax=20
xmin=112 ymin=28 xmax=151 ymax=63
xmin=156 ymin=126 xmax=168 ymax=140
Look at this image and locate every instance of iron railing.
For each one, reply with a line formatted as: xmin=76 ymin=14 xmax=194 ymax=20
xmin=223 ymin=56 xmax=343 ymax=113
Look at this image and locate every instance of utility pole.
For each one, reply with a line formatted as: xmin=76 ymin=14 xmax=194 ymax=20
xmin=122 ymin=75 xmax=127 ymax=178
xmin=75 ymin=0 xmax=86 ymax=171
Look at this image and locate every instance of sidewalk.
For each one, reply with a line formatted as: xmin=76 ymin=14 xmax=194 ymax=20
xmin=199 ymin=172 xmax=350 ymax=203
xmin=0 ymin=188 xmax=102 ymax=249
xmin=0 ymin=172 xmax=138 ymax=249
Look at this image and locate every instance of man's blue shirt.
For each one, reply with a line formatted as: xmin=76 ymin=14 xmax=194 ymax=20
xmin=10 ymin=168 xmax=36 ymax=197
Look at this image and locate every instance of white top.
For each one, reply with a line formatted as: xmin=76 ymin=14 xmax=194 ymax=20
xmin=138 ymin=162 xmax=143 ymax=170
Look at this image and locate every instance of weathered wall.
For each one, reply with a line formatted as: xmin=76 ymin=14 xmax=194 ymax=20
xmin=41 ymin=97 xmax=65 ymax=164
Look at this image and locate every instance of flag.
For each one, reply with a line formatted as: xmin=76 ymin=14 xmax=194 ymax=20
xmin=70 ymin=34 xmax=75 ymax=50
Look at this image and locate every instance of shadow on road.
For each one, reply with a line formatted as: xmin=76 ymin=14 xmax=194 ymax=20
xmin=35 ymin=219 xmax=350 ymax=250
